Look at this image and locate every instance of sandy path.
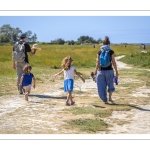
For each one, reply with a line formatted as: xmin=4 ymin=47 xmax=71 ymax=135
xmin=102 ymin=56 xmax=150 ymax=134
xmin=0 ymin=55 xmax=150 ymax=134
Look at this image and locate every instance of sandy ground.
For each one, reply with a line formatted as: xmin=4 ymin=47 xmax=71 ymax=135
xmin=0 ymin=55 xmax=150 ymax=134
xmin=102 ymin=56 xmax=150 ymax=134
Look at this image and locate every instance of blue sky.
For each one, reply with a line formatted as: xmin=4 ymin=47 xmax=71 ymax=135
xmin=0 ymin=16 xmax=150 ymax=44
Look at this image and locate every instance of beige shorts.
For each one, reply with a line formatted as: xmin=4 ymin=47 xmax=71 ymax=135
xmin=23 ymin=84 xmax=31 ymax=90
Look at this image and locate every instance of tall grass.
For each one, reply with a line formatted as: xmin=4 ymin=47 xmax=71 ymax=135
xmin=26 ymin=44 xmax=150 ymax=69
xmin=120 ymin=51 xmax=150 ymax=68
xmin=30 ymin=44 xmax=98 ymax=69
xmin=1 ymin=44 xmax=150 ymax=78
xmin=0 ymin=44 xmax=150 ymax=96
xmin=0 ymin=46 xmax=15 ymax=77
xmin=111 ymin=44 xmax=142 ymax=56
xmin=1 ymin=44 xmax=150 ymax=70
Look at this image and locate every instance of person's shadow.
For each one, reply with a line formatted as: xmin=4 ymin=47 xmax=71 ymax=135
xmin=128 ymin=104 xmax=150 ymax=112
xmin=92 ymin=103 xmax=150 ymax=111
xmin=28 ymin=94 xmax=67 ymax=104
xmin=29 ymin=94 xmax=66 ymax=99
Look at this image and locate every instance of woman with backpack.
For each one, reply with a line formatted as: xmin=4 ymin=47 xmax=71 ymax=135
xmin=94 ymin=36 xmax=118 ymax=104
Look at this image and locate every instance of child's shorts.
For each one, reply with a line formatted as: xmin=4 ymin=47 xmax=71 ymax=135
xmin=64 ymin=79 xmax=74 ymax=92
xmin=23 ymin=84 xmax=31 ymax=90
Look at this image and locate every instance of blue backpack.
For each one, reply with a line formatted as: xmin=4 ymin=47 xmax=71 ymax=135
xmin=99 ymin=45 xmax=111 ymax=68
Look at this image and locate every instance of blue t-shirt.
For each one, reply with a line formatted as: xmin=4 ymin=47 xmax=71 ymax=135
xmin=22 ymin=73 xmax=34 ymax=86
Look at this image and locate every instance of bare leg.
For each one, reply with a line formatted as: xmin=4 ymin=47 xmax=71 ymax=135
xmin=70 ymin=91 xmax=75 ymax=105
xmin=24 ymin=87 xmax=31 ymax=101
xmin=66 ymin=91 xmax=71 ymax=106
xmin=25 ymin=92 xmax=28 ymax=101
xmin=66 ymin=91 xmax=75 ymax=106
xmin=109 ymin=92 xmax=114 ymax=103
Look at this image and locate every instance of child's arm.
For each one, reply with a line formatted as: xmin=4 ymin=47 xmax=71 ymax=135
xmin=74 ymin=69 xmax=85 ymax=83
xmin=54 ymin=70 xmax=63 ymax=77
xmin=32 ymin=77 xmax=36 ymax=88
xmin=19 ymin=76 xmax=24 ymax=86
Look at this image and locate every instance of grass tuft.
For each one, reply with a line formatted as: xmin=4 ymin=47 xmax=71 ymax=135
xmin=68 ymin=118 xmax=109 ymax=132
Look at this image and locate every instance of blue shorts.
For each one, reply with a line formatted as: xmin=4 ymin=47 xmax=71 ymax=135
xmin=64 ymin=79 xmax=74 ymax=92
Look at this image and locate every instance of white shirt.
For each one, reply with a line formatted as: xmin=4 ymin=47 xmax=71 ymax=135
xmin=63 ymin=66 xmax=75 ymax=80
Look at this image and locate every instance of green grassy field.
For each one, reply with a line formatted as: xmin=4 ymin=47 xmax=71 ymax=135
xmin=0 ymin=44 xmax=150 ymax=133
xmin=1 ymin=44 xmax=150 ymax=76
xmin=0 ymin=44 xmax=149 ymax=78
xmin=0 ymin=43 xmax=150 ymax=96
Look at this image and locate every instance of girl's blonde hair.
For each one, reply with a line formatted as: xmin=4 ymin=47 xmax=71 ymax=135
xmin=61 ymin=56 xmax=73 ymax=70
xmin=23 ymin=64 xmax=32 ymax=75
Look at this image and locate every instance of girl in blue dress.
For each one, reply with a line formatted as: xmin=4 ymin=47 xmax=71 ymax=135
xmin=54 ymin=56 xmax=85 ymax=106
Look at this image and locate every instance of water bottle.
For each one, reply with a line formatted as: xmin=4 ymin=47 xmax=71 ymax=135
xmin=113 ymin=76 xmax=118 ymax=85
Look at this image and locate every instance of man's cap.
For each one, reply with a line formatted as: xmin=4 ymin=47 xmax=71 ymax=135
xmin=20 ymin=33 xmax=26 ymax=38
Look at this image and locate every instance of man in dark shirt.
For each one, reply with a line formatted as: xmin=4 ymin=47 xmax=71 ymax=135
xmin=12 ymin=33 xmax=37 ymax=94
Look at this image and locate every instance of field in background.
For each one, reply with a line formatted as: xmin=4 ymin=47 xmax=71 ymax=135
xmin=0 ymin=44 xmax=150 ymax=133
xmin=0 ymin=44 xmax=150 ymax=96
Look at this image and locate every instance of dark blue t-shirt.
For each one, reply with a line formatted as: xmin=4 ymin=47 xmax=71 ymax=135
xmin=22 ymin=73 xmax=34 ymax=86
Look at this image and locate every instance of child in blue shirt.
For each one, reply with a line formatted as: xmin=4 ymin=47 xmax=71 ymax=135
xmin=19 ymin=64 xmax=36 ymax=101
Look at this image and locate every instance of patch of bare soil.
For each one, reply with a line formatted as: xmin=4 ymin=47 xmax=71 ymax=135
xmin=101 ymin=56 xmax=150 ymax=134
xmin=0 ymin=55 xmax=150 ymax=134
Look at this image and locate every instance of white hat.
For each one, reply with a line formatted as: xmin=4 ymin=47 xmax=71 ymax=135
xmin=31 ymin=44 xmax=41 ymax=51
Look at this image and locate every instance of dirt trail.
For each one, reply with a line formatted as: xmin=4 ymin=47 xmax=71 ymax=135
xmin=0 ymin=56 xmax=150 ymax=134
xmin=103 ymin=56 xmax=150 ymax=134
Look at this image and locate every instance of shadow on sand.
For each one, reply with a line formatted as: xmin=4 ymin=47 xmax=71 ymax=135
xmin=29 ymin=94 xmax=66 ymax=99
xmin=108 ymin=103 xmax=150 ymax=112
xmin=29 ymin=94 xmax=150 ymax=112
xmin=92 ymin=103 xmax=150 ymax=112
xmin=128 ymin=104 xmax=150 ymax=112
xmin=28 ymin=94 xmax=67 ymax=104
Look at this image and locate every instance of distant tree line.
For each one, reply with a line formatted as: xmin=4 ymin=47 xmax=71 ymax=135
xmin=0 ymin=24 xmax=37 ymax=43
xmin=50 ymin=36 xmax=102 ymax=45
xmin=0 ymin=24 xmax=102 ymax=45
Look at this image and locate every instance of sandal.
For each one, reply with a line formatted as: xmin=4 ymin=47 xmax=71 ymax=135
xmin=71 ymin=101 xmax=75 ymax=105
xmin=66 ymin=102 xmax=71 ymax=106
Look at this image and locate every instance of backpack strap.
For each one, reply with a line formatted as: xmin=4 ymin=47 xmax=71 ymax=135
xmin=17 ymin=41 xmax=26 ymax=53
